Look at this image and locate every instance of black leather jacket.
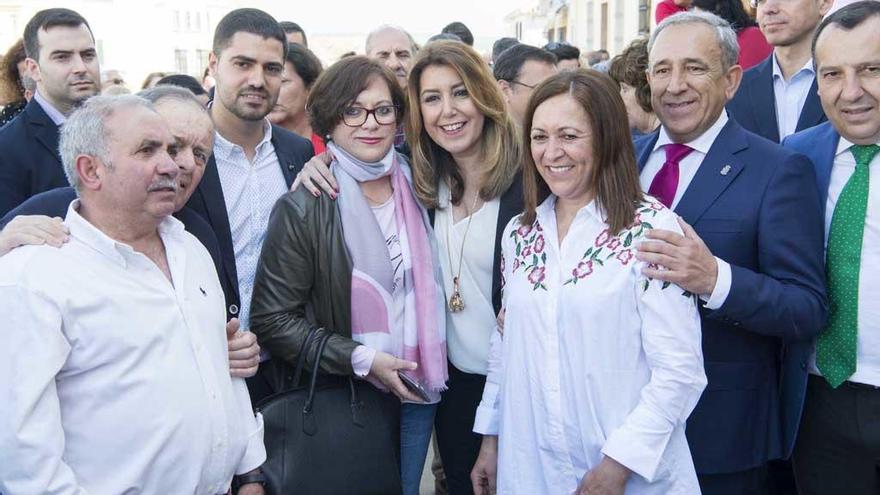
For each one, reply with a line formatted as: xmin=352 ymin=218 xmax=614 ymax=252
xmin=250 ymin=188 xmax=359 ymax=376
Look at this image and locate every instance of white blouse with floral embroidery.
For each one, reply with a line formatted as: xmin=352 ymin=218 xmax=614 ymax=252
xmin=473 ymin=195 xmax=707 ymax=494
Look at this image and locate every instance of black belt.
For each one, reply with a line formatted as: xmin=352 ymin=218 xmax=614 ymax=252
xmin=809 ymin=374 xmax=880 ymax=391
xmin=843 ymin=380 xmax=880 ymax=391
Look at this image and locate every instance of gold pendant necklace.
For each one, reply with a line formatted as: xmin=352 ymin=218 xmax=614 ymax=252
xmin=446 ymin=192 xmax=480 ymax=313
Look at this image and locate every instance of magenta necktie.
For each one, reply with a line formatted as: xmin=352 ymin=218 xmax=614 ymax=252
xmin=648 ymin=143 xmax=693 ymax=208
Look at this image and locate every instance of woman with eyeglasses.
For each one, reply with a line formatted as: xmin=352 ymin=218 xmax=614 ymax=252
xmin=249 ymin=56 xmax=447 ymax=495
xmin=293 ymin=41 xmax=524 ymax=494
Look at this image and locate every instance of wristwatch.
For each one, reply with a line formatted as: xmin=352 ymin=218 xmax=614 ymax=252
xmin=232 ymin=471 xmax=267 ymax=492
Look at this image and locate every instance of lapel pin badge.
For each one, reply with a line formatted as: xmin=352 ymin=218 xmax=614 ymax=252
xmin=720 ymin=165 xmax=731 ymax=176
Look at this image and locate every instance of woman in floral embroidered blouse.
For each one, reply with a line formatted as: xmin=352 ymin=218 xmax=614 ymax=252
xmin=470 ymin=70 xmax=707 ymax=495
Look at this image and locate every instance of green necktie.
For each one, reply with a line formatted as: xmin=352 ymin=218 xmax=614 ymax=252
xmin=817 ymin=144 xmax=879 ymax=388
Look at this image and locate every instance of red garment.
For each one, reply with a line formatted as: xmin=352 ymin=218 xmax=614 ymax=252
xmin=311 ymin=133 xmax=326 ymax=155
xmin=737 ymin=26 xmax=773 ymax=71
xmin=655 ymin=0 xmax=687 ymax=24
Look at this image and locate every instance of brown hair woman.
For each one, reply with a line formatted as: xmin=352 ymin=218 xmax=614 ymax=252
xmin=471 ymin=69 xmax=706 ymax=495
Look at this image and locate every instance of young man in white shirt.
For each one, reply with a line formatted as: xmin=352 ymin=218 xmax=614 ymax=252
xmin=187 ymin=10 xmax=316 ymax=407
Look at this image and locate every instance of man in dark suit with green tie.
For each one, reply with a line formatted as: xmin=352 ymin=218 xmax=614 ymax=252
xmin=783 ymin=3 xmax=880 ymax=493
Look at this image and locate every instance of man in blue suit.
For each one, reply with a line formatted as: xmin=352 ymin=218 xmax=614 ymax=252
xmin=726 ymin=0 xmax=832 ymax=142
xmin=783 ymin=3 xmax=880 ymax=493
xmin=183 ymin=9 xmax=314 ymax=407
xmin=635 ymin=12 xmax=827 ymax=494
xmin=0 ymin=8 xmax=100 ymax=216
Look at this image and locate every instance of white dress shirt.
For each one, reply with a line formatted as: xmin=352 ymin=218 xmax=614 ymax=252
xmin=639 ymin=111 xmax=732 ymax=308
xmin=0 ymin=202 xmax=265 ymax=495
xmin=474 ymin=196 xmax=706 ymax=494
xmin=435 ymin=182 xmax=501 ymax=375
xmin=772 ymin=55 xmax=815 ymax=140
xmin=809 ymin=137 xmax=880 ymax=386
xmin=213 ymin=121 xmax=288 ymax=330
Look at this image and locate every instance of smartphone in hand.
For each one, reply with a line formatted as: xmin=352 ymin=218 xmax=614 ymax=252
xmin=397 ymin=371 xmax=431 ymax=402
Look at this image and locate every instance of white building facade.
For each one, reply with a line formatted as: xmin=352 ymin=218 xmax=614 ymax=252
xmin=0 ymin=0 xmax=233 ymax=90
xmin=504 ymin=0 xmax=653 ymax=57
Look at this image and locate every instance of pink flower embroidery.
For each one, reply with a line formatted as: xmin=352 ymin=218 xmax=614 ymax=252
xmin=630 ymin=214 xmax=643 ymax=228
xmin=617 ymin=249 xmax=634 ymax=265
xmin=533 ymin=235 xmax=545 ymax=254
xmin=595 ymin=229 xmax=611 ymax=247
xmin=521 ymin=244 xmax=532 ymax=257
xmin=606 ymin=237 xmax=621 ymax=251
xmin=536 ymin=222 xmax=543 ymax=232
xmin=528 ymin=266 xmax=546 ymax=284
xmin=517 ymin=224 xmax=533 ymax=238
xmin=650 ymin=201 xmax=664 ymax=210
xmin=512 ymin=258 xmax=521 ymax=272
xmin=500 ymin=255 xmax=505 ymax=273
xmin=572 ymin=260 xmax=594 ymax=279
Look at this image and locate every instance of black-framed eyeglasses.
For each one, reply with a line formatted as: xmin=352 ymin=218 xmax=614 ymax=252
xmin=341 ymin=105 xmax=398 ymax=127
xmin=509 ymin=80 xmax=538 ymax=90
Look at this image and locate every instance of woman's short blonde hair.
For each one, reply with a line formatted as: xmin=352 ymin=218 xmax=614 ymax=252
xmin=405 ymin=41 xmax=522 ymax=208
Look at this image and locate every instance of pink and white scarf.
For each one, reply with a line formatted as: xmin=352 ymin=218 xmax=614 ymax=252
xmin=329 ymin=142 xmax=448 ymax=393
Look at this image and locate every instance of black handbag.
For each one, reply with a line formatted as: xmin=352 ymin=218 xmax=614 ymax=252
xmin=256 ymin=329 xmax=402 ymax=495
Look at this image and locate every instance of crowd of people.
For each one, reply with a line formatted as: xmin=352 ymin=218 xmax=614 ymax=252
xmin=0 ymin=0 xmax=877 ymax=494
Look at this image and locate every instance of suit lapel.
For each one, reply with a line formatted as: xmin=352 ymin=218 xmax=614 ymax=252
xmin=270 ymin=127 xmax=298 ymax=187
xmin=674 ymin=120 xmax=748 ymax=225
xmin=25 ymin=102 xmax=62 ymax=164
xmin=198 ymin=155 xmax=239 ymax=300
xmin=635 ymin=132 xmax=660 ymax=172
xmin=752 ymin=58 xmax=780 ymax=142
xmin=795 ymin=80 xmax=826 ymax=132
xmin=813 ymin=124 xmax=839 ymax=209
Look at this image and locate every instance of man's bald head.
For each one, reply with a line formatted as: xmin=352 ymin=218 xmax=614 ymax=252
xmin=366 ymin=25 xmax=417 ymax=89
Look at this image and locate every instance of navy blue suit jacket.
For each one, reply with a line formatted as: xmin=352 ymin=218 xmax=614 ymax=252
xmin=782 ymin=121 xmax=837 ymax=211
xmin=634 ymin=119 xmax=827 ymax=473
xmin=0 ymin=187 xmax=228 ymax=307
xmin=0 ymin=99 xmax=68 ymax=216
xmin=727 ymin=56 xmax=827 ymax=143
xmin=185 ymin=125 xmax=314 ymax=320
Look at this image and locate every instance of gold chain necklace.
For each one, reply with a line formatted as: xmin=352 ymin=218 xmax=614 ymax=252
xmin=445 ymin=192 xmax=480 ymax=313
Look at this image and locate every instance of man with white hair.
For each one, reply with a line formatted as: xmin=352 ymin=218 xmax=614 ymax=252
xmin=633 ymin=11 xmax=826 ymax=494
xmin=0 ymin=95 xmax=265 ymax=494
